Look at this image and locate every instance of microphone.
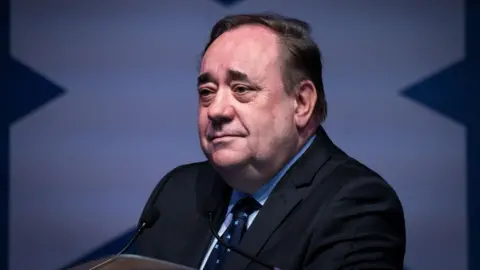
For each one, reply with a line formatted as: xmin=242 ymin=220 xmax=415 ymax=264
xmin=88 ymin=207 xmax=160 ymax=270
xmin=204 ymin=200 xmax=281 ymax=270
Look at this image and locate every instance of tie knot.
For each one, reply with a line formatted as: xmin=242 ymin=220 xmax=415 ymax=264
xmin=231 ymin=196 xmax=261 ymax=218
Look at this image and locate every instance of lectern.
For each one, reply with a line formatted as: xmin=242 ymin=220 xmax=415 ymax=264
xmin=68 ymin=254 xmax=196 ymax=270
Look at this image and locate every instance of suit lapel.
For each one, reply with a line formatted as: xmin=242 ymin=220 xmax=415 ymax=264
xmin=178 ymin=213 xmax=214 ymax=268
xmin=223 ymin=180 xmax=302 ymax=270
xmin=179 ymin=163 xmax=231 ymax=268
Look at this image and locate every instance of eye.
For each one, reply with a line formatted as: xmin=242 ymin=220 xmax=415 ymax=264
xmin=233 ymin=85 xmax=250 ymax=94
xmin=198 ymin=88 xmax=213 ymax=96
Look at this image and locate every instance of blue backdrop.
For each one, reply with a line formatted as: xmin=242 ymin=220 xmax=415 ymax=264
xmin=5 ymin=0 xmax=479 ymax=269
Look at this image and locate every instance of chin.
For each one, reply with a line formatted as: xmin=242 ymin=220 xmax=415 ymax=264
xmin=208 ymin=149 xmax=248 ymax=169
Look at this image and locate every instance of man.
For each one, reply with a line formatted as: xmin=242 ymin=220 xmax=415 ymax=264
xmin=135 ymin=13 xmax=406 ymax=270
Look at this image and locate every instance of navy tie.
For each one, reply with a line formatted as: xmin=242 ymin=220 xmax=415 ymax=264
xmin=204 ymin=196 xmax=262 ymax=270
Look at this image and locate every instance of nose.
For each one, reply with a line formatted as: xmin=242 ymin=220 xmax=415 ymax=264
xmin=207 ymin=90 xmax=235 ymax=126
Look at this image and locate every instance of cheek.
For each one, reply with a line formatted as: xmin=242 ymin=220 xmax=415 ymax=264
xmin=242 ymin=102 xmax=292 ymax=138
xmin=197 ymin=110 xmax=209 ymax=132
xmin=265 ymin=102 xmax=296 ymax=138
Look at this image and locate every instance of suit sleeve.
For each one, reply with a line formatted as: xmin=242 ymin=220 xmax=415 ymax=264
xmin=304 ymin=176 xmax=406 ymax=270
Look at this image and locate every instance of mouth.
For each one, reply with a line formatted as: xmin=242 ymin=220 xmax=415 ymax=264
xmin=208 ymin=135 xmax=242 ymax=142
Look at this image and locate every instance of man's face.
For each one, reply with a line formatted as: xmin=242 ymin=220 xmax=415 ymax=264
xmin=197 ymin=25 xmax=298 ymax=173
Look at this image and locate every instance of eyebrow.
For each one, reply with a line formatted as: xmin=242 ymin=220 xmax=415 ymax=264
xmin=197 ymin=69 xmax=253 ymax=87
xmin=226 ymin=69 xmax=250 ymax=83
xmin=197 ymin=72 xmax=217 ymax=86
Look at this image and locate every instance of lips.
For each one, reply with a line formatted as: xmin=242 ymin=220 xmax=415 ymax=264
xmin=207 ymin=134 xmax=242 ymax=142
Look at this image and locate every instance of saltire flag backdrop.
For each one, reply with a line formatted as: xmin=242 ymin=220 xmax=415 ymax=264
xmin=6 ymin=0 xmax=479 ymax=270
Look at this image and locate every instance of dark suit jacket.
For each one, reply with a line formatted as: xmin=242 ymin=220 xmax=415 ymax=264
xmin=135 ymin=127 xmax=406 ymax=270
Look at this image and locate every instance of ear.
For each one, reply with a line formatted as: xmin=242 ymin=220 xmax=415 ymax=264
xmin=293 ymin=80 xmax=317 ymax=129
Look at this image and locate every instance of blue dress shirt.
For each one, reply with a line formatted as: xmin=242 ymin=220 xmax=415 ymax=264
xmin=199 ymin=135 xmax=316 ymax=269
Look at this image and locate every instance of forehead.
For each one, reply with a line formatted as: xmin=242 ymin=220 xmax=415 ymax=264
xmin=200 ymin=25 xmax=281 ymax=78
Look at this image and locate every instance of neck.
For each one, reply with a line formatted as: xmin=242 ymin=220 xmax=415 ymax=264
xmin=215 ymin=166 xmax=266 ymax=195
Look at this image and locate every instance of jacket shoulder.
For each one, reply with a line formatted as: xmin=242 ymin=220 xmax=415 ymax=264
xmin=138 ymin=160 xmax=210 ymax=223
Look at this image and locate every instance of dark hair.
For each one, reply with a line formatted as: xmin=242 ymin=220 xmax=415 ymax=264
xmin=202 ymin=13 xmax=327 ymax=122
